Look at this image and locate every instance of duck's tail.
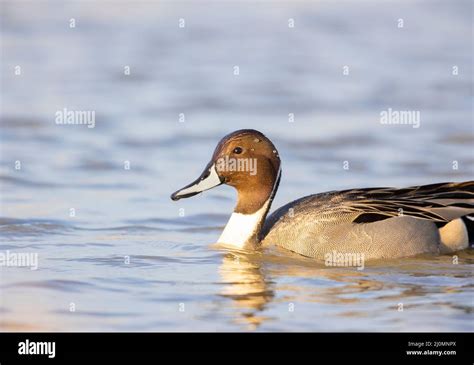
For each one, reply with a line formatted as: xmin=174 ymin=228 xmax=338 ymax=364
xmin=347 ymin=181 xmax=474 ymax=252
xmin=408 ymin=181 xmax=474 ymax=252
xmin=462 ymin=215 xmax=474 ymax=246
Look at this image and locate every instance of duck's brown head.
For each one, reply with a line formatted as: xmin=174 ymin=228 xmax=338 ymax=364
xmin=171 ymin=129 xmax=281 ymax=214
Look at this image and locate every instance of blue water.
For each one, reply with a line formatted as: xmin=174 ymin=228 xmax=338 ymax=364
xmin=0 ymin=0 xmax=473 ymax=331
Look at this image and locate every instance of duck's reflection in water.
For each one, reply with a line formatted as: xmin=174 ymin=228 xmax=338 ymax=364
xmin=218 ymin=251 xmax=275 ymax=330
xmin=217 ymin=249 xmax=378 ymax=329
xmin=217 ymin=248 xmax=473 ymax=330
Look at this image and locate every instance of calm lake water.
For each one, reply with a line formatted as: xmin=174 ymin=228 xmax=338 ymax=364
xmin=1 ymin=0 xmax=473 ymax=331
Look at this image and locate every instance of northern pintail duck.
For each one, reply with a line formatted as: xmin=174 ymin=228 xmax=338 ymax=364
xmin=171 ymin=129 xmax=474 ymax=260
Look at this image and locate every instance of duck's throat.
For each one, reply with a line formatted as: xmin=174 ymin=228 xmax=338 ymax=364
xmin=217 ymin=169 xmax=281 ymax=249
xmin=217 ymin=199 xmax=271 ymax=249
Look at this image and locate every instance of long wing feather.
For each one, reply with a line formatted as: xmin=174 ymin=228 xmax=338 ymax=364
xmin=342 ymin=181 xmax=474 ymax=224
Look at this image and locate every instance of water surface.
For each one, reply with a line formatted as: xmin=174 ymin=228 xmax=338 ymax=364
xmin=0 ymin=0 xmax=473 ymax=331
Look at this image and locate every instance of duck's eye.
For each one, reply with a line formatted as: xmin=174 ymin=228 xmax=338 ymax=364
xmin=233 ymin=147 xmax=243 ymax=154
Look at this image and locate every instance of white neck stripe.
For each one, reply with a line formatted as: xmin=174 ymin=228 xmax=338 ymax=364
xmin=217 ymin=200 xmax=270 ymax=249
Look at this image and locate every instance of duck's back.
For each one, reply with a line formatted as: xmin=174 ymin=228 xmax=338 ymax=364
xmin=261 ymin=182 xmax=474 ymax=260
